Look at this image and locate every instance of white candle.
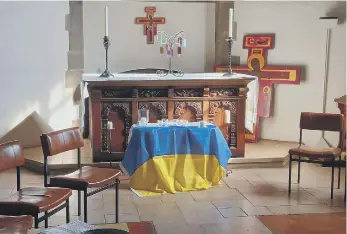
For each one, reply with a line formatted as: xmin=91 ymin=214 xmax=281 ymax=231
xmin=105 ymin=7 xmax=109 ymax=36
xmin=229 ymin=8 xmax=234 ymax=38
xmin=107 ymin=121 xmax=113 ymax=129
xmin=225 ymin=110 xmax=231 ymax=124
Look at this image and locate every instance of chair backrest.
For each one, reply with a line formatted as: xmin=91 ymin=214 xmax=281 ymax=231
xmin=300 ymin=112 xmax=343 ymax=132
xmin=40 ymin=127 xmax=84 ymax=157
xmin=0 ymin=140 xmax=24 ymax=172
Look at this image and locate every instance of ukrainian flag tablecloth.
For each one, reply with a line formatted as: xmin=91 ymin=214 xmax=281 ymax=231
xmin=121 ymin=123 xmax=231 ymax=196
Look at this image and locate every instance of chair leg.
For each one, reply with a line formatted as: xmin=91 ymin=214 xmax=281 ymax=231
xmin=344 ymin=168 xmax=346 ymax=203
xmin=66 ymin=198 xmax=70 ymax=223
xmin=331 ymin=157 xmax=335 ymax=199
xmin=338 ymin=155 xmax=341 ymax=189
xmin=288 ymin=154 xmax=292 ymax=195
xmin=84 ymin=189 xmax=88 ymax=223
xmin=78 ymin=190 xmax=81 ymax=216
xmin=115 ymin=178 xmax=120 ymax=223
xmin=34 ymin=214 xmax=39 ymax=229
xmin=298 ymin=156 xmax=301 ymax=184
xmin=44 ymin=211 xmax=48 ymax=228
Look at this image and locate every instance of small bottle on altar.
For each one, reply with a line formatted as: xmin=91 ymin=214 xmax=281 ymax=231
xmin=160 ymin=46 xmax=164 ymax=54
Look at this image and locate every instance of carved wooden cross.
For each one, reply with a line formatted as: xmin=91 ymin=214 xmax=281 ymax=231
xmin=135 ymin=7 xmax=166 ymax=44
xmin=215 ymin=34 xmax=301 ymax=142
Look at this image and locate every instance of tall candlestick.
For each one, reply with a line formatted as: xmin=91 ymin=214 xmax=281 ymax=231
xmin=105 ymin=7 xmax=109 ymax=36
xmin=229 ymin=8 xmax=234 ymax=38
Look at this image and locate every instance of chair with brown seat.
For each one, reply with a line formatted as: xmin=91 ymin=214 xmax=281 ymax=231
xmin=40 ymin=127 xmax=121 ymax=223
xmin=288 ymin=112 xmax=344 ymax=199
xmin=0 ymin=141 xmax=72 ymax=229
xmin=0 ymin=215 xmax=33 ymax=234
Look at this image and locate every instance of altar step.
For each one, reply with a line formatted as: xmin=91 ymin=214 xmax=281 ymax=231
xmin=229 ymin=140 xmax=298 ymax=168
xmin=23 ymin=139 xmax=298 ymax=173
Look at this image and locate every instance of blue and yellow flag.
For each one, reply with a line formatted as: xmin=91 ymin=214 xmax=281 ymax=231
xmin=121 ymin=125 xmax=231 ymax=196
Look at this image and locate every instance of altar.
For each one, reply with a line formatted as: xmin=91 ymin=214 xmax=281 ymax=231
xmin=83 ymin=72 xmax=256 ymax=162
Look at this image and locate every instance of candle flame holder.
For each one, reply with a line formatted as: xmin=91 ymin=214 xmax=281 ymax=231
xmin=100 ymin=36 xmax=114 ymax=78
xmin=156 ymin=31 xmax=186 ymax=77
xmin=223 ymin=37 xmax=234 ymax=77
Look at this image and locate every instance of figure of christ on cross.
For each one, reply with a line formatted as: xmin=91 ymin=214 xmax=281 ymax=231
xmin=215 ymin=34 xmax=301 ymax=142
xmin=135 ymin=7 xmax=166 ymax=44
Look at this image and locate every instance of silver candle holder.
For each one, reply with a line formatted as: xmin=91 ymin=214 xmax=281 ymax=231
xmin=223 ymin=36 xmax=234 ymax=76
xmin=100 ymin=36 xmax=114 ymax=77
xmin=156 ymin=30 xmax=187 ymax=77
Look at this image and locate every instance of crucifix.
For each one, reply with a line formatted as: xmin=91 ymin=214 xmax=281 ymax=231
xmin=135 ymin=7 xmax=166 ymax=44
xmin=215 ymin=34 xmax=301 ymax=142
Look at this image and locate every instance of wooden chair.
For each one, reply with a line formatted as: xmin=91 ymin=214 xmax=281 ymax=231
xmin=0 ymin=215 xmax=33 ymax=234
xmin=0 ymin=141 xmax=72 ymax=229
xmin=40 ymin=127 xmax=121 ymax=223
xmin=288 ymin=112 xmax=344 ymax=199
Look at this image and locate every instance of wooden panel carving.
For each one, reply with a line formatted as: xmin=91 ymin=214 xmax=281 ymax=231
xmin=101 ymin=102 xmax=132 ymax=152
xmin=174 ymin=88 xmax=204 ymax=97
xmin=138 ymin=101 xmax=167 ymax=123
xmin=101 ymin=89 xmax=133 ymax=98
xmin=210 ymin=88 xmax=239 ymax=97
xmin=174 ymin=101 xmax=203 ymax=121
xmin=209 ymin=101 xmax=238 ymax=148
xmin=138 ymin=89 xmax=168 ymax=98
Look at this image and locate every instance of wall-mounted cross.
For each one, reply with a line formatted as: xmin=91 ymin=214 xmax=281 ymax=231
xmin=135 ymin=7 xmax=166 ymax=44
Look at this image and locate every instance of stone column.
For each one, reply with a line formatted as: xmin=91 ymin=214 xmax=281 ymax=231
xmin=215 ymin=1 xmax=239 ymax=66
xmin=65 ymin=1 xmax=84 ymax=126
xmin=65 ymin=1 xmax=84 ymax=90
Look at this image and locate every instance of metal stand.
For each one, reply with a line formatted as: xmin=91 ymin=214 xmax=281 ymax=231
xmin=223 ymin=37 xmax=234 ymax=76
xmin=321 ymin=28 xmax=331 ymax=142
xmin=108 ymin=128 xmax=114 ymax=167
xmin=156 ymin=31 xmax=185 ymax=77
xmin=100 ymin=36 xmax=114 ymax=78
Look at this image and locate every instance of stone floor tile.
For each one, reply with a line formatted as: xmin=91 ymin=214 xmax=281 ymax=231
xmin=105 ymin=214 xmax=140 ymax=223
xmin=104 ymin=201 xmax=138 ymax=215
xmin=289 ymin=189 xmax=325 ymax=205
xmin=200 ymin=222 xmax=232 ymax=233
xmin=190 ymin=187 xmax=244 ymax=201
xmin=132 ymin=194 xmax=163 ymax=205
xmin=161 ymin=192 xmax=195 ymax=203
xmin=181 ymin=210 xmax=227 ymax=224
xmin=136 ymin=202 xmax=179 ymax=217
xmin=0 ymin=189 xmax=14 ymax=199
xmin=212 ymin=199 xmax=254 ymax=209
xmin=218 ymin=207 xmax=247 ymax=218
xmin=140 ymin=211 xmax=187 ymax=226
xmin=241 ymin=206 xmax=273 ymax=216
xmin=223 ymin=177 xmax=257 ymax=193
xmin=266 ymin=204 xmax=343 ymax=215
xmin=227 ymin=216 xmax=273 ymax=234
xmin=242 ymin=190 xmax=299 ymax=206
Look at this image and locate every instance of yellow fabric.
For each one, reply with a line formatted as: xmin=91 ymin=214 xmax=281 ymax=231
xmin=130 ymin=154 xmax=225 ymax=196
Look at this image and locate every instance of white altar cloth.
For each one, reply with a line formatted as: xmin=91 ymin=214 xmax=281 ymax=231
xmin=82 ymin=72 xmax=257 ymax=82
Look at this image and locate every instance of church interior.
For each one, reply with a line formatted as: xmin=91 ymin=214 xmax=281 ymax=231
xmin=0 ymin=1 xmax=346 ymax=234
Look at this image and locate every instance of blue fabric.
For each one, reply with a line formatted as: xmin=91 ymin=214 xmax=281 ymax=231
xmin=122 ymin=125 xmax=231 ymax=176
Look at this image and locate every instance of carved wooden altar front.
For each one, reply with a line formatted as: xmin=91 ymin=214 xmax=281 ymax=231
xmin=86 ymin=73 xmax=254 ymax=162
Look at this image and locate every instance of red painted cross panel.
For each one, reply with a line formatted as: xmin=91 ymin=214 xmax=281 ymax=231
xmin=135 ymin=7 xmax=166 ymax=44
xmin=215 ymin=34 xmax=302 ymax=142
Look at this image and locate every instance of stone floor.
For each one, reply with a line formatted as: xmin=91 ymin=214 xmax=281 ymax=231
xmin=0 ymin=162 xmax=345 ymax=234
